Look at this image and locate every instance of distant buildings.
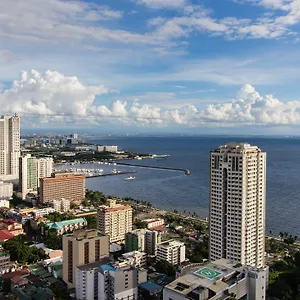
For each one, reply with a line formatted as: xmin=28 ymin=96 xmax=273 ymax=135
xmin=97 ymin=199 xmax=132 ymax=243
xmin=45 ymin=218 xmax=87 ymax=235
xmin=157 ymin=240 xmax=186 ymax=266
xmin=0 ymin=181 xmax=13 ymax=199
xmin=121 ymin=251 xmax=147 ymax=268
xmin=32 ymin=207 xmax=56 ymax=218
xmin=40 ymin=173 xmax=85 ymax=204
xmin=209 ymin=143 xmax=266 ymax=268
xmin=62 ymin=229 xmax=109 ymax=288
xmin=163 ymin=259 xmax=268 ymax=300
xmin=125 ymin=229 xmax=161 ymax=255
xmin=96 ymin=145 xmax=118 ymax=153
xmin=52 ymin=198 xmax=71 ymax=212
xmin=0 ymin=115 xmax=20 ymax=181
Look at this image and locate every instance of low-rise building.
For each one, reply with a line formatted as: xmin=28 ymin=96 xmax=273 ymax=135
xmin=0 ymin=181 xmax=13 ymax=199
xmin=121 ymin=251 xmax=147 ymax=268
xmin=0 ymin=199 xmax=10 ymax=208
xmin=0 ymin=252 xmax=11 ymax=274
xmin=32 ymin=207 xmax=55 ymax=218
xmin=98 ymin=261 xmax=147 ymax=300
xmin=96 ymin=145 xmax=118 ymax=152
xmin=139 ymin=281 xmax=163 ymax=300
xmin=163 ymin=259 xmax=269 ymax=300
xmin=52 ymin=198 xmax=71 ymax=212
xmin=144 ymin=218 xmax=165 ymax=229
xmin=157 ymin=240 xmax=186 ymax=266
xmin=45 ymin=218 xmax=87 ymax=235
xmin=0 ymin=219 xmax=24 ymax=236
xmin=0 ymin=230 xmax=15 ymax=242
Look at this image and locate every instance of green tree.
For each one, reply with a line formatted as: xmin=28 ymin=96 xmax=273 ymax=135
xmin=155 ymin=260 xmax=176 ymax=277
xmin=44 ymin=229 xmax=62 ymax=250
xmin=85 ymin=215 xmax=97 ymax=229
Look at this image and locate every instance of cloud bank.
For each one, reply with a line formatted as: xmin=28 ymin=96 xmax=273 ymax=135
xmin=1 ymin=70 xmax=300 ymax=128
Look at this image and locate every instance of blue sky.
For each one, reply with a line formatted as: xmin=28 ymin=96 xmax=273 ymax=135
xmin=1 ymin=0 xmax=300 ymax=134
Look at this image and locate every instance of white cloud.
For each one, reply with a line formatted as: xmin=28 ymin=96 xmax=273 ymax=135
xmin=2 ymin=70 xmax=300 ymax=128
xmin=136 ymin=0 xmax=187 ymax=9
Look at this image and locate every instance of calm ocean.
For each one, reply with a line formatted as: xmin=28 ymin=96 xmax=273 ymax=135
xmin=81 ymin=136 xmax=300 ymax=236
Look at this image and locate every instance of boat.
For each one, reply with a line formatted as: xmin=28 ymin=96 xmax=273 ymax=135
xmin=124 ymin=176 xmax=135 ymax=181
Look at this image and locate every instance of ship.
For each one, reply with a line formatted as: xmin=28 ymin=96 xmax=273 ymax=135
xmin=124 ymin=176 xmax=135 ymax=181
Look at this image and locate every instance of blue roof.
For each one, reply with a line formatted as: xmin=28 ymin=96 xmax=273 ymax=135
xmin=99 ymin=264 xmax=117 ymax=272
xmin=139 ymin=281 xmax=163 ymax=293
xmin=46 ymin=218 xmax=87 ymax=230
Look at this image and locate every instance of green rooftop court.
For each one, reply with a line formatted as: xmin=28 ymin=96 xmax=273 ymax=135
xmin=194 ymin=267 xmax=222 ymax=280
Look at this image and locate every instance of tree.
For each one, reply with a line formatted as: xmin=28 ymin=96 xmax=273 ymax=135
xmin=133 ymin=219 xmax=148 ymax=229
xmin=85 ymin=215 xmax=97 ymax=229
xmin=49 ymin=282 xmax=70 ymax=300
xmin=44 ymin=229 xmax=62 ymax=250
xmin=155 ymin=260 xmax=176 ymax=277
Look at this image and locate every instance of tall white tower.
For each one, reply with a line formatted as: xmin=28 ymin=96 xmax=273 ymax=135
xmin=209 ymin=142 xmax=266 ymax=268
xmin=0 ymin=115 xmax=20 ymax=180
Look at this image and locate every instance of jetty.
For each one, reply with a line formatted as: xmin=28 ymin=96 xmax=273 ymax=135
xmin=84 ymin=171 xmax=137 ymax=178
xmin=114 ymin=162 xmax=191 ymax=176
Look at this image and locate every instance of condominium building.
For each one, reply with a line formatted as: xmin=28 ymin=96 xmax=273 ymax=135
xmin=19 ymin=154 xmax=38 ymax=199
xmin=40 ymin=173 xmax=85 ymax=204
xmin=52 ymin=198 xmax=71 ymax=212
xmin=97 ymin=199 xmax=132 ymax=243
xmin=125 ymin=229 xmax=161 ymax=256
xmin=0 ymin=181 xmax=13 ymax=199
xmin=98 ymin=261 xmax=147 ymax=300
xmin=209 ymin=142 xmax=266 ymax=268
xmin=75 ymin=257 xmax=111 ymax=300
xmin=37 ymin=157 xmax=53 ymax=186
xmin=163 ymin=259 xmax=268 ymax=300
xmin=0 ymin=115 xmax=20 ymax=181
xmin=157 ymin=240 xmax=186 ymax=265
xmin=62 ymin=229 xmax=109 ymax=288
xmin=0 ymin=252 xmax=11 ymax=274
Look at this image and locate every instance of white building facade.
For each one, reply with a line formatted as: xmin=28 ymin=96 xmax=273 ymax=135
xmin=157 ymin=240 xmax=186 ymax=265
xmin=37 ymin=157 xmax=53 ymax=186
xmin=0 ymin=181 xmax=13 ymax=199
xmin=209 ymin=142 xmax=266 ymax=268
xmin=0 ymin=115 xmax=20 ymax=181
xmin=52 ymin=198 xmax=71 ymax=212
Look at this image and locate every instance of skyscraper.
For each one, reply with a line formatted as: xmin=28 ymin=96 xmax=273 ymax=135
xmin=19 ymin=154 xmax=38 ymax=199
xmin=209 ymin=142 xmax=266 ymax=268
xmin=37 ymin=157 xmax=53 ymax=186
xmin=0 ymin=115 xmax=20 ymax=180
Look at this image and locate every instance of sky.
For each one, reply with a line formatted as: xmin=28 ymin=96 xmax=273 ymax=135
xmin=2 ymin=0 xmax=300 ymax=134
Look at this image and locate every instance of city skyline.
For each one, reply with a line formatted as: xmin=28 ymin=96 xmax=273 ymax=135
xmin=1 ymin=0 xmax=300 ymax=133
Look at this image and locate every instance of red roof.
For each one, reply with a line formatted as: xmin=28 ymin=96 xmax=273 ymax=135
xmin=11 ymin=275 xmax=27 ymax=284
xmin=0 ymin=229 xmax=15 ymax=241
xmin=2 ymin=270 xmax=30 ymax=280
xmin=0 ymin=219 xmax=16 ymax=225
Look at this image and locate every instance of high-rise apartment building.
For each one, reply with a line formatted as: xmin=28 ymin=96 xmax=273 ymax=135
xmin=19 ymin=154 xmax=38 ymax=199
xmin=98 ymin=261 xmax=147 ymax=300
xmin=19 ymin=155 xmax=54 ymax=199
xmin=209 ymin=142 xmax=266 ymax=268
xmin=62 ymin=229 xmax=109 ymax=288
xmin=37 ymin=157 xmax=53 ymax=186
xmin=40 ymin=173 xmax=85 ymax=203
xmin=125 ymin=229 xmax=161 ymax=255
xmin=0 ymin=115 xmax=20 ymax=180
xmin=97 ymin=199 xmax=132 ymax=243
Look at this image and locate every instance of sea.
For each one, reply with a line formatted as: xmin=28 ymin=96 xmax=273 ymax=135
xmin=61 ymin=136 xmax=300 ymax=236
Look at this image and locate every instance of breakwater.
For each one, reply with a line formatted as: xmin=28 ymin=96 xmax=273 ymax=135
xmin=115 ymin=162 xmax=191 ymax=175
xmin=86 ymin=170 xmax=136 ymax=178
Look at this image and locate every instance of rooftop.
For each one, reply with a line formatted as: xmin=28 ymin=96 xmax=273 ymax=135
xmin=45 ymin=218 xmax=87 ymax=230
xmin=0 ymin=229 xmax=15 ymax=241
xmin=77 ymin=257 xmax=111 ymax=271
xmin=158 ymin=240 xmax=184 ymax=248
xmin=139 ymin=280 xmax=163 ymax=294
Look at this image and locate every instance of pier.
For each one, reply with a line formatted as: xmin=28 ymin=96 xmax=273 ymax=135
xmin=114 ymin=162 xmax=191 ymax=175
xmin=84 ymin=171 xmax=137 ymax=178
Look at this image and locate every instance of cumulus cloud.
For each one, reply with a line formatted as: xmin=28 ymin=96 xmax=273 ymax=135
xmin=2 ymin=70 xmax=300 ymax=128
xmin=136 ymin=0 xmax=187 ymax=9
